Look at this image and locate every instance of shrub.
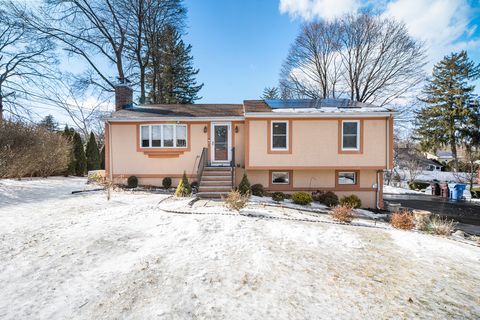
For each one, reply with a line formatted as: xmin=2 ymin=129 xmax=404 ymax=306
xmin=390 ymin=210 xmax=415 ymax=230
xmin=225 ymin=190 xmax=249 ymax=211
xmin=291 ymin=192 xmax=313 ymax=205
xmin=238 ymin=173 xmax=251 ymax=195
xmin=0 ymin=121 xmax=71 ymax=178
xmin=315 ymin=191 xmax=339 ymax=207
xmin=408 ymin=181 xmax=429 ymax=190
xmin=331 ymin=206 xmax=356 ymax=223
xmin=190 ymin=181 xmax=199 ymax=192
xmin=127 ymin=176 xmax=138 ymax=188
xmin=251 ymin=184 xmax=264 ymax=197
xmin=271 ymin=192 xmax=285 ymax=202
xmin=429 ymin=216 xmax=457 ymax=236
xmin=175 ymin=171 xmax=192 ymax=197
xmin=339 ymin=194 xmax=362 ymax=208
xmin=162 ymin=177 xmax=172 ymax=189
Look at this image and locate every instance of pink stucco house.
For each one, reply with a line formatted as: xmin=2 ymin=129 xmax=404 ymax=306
xmin=105 ymin=84 xmax=394 ymax=208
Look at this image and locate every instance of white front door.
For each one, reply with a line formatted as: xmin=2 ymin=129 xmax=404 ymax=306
xmin=211 ymin=122 xmax=231 ymax=165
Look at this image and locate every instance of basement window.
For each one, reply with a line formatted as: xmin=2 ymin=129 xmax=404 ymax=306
xmin=140 ymin=124 xmax=188 ymax=148
xmin=337 ymin=172 xmax=357 ymax=185
xmin=272 ymin=172 xmax=290 ymax=185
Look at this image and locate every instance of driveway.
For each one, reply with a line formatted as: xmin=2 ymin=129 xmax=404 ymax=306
xmin=384 ymin=193 xmax=480 ymax=234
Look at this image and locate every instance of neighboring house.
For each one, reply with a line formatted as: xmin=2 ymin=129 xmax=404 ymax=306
xmin=398 ymin=148 xmax=444 ymax=172
xmin=105 ymin=84 xmax=394 ymax=208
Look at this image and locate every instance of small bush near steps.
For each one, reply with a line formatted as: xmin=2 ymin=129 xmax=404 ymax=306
xmin=390 ymin=210 xmax=415 ymax=230
xmin=127 ymin=176 xmax=138 ymax=188
xmin=251 ymin=184 xmax=264 ymax=197
xmin=225 ymin=190 xmax=249 ymax=211
xmin=291 ymin=192 xmax=313 ymax=205
xmin=330 ymin=206 xmax=356 ymax=223
xmin=339 ymin=194 xmax=362 ymax=208
xmin=271 ymin=192 xmax=286 ymax=202
xmin=175 ymin=172 xmax=192 ymax=197
xmin=238 ymin=173 xmax=251 ymax=195
xmin=162 ymin=177 xmax=172 ymax=189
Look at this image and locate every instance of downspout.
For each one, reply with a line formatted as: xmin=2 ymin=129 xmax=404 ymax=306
xmin=377 ymin=116 xmax=391 ymax=210
xmin=108 ymin=121 xmax=113 ymax=181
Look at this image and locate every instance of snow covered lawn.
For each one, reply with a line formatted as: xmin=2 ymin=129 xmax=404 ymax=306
xmin=1 ymin=178 xmax=479 ymax=319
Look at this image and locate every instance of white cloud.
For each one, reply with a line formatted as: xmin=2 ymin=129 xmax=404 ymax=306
xmin=279 ymin=0 xmax=479 ymax=67
xmin=279 ymin=0 xmax=361 ymax=20
xmin=383 ymin=0 xmax=478 ymax=64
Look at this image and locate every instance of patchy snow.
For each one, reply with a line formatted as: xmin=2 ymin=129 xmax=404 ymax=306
xmin=1 ymin=177 xmax=479 ymax=319
xmin=383 ymin=185 xmax=426 ymax=195
xmin=249 ymin=195 xmax=329 ymax=211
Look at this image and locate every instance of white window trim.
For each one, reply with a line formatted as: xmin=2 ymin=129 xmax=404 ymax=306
xmin=341 ymin=120 xmax=360 ymax=151
xmin=140 ymin=124 xmax=188 ymax=149
xmin=271 ymin=120 xmax=289 ymax=151
xmin=271 ymin=171 xmax=290 ymax=185
xmin=338 ymin=171 xmax=357 ymax=185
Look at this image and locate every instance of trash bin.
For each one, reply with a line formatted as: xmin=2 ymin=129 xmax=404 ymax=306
xmin=430 ymin=182 xmax=440 ymax=196
xmin=440 ymin=183 xmax=449 ymax=198
xmin=448 ymin=183 xmax=466 ymax=200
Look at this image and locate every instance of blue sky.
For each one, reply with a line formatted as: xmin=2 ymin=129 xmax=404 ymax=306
xmin=183 ymin=0 xmax=300 ymax=103
xmin=184 ymin=0 xmax=480 ymax=103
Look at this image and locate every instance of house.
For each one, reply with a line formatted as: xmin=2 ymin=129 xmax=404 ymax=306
xmin=398 ymin=148 xmax=444 ymax=172
xmin=105 ymin=83 xmax=394 ymax=208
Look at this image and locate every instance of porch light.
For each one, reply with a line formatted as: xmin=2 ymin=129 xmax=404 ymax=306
xmin=235 ymin=126 xmax=239 ymax=133
xmin=203 ymin=126 xmax=208 ymax=133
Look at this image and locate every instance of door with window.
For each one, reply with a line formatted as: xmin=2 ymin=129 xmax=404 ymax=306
xmin=211 ymin=123 xmax=231 ymax=164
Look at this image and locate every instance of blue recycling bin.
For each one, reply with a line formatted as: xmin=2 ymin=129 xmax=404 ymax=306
xmin=448 ymin=183 xmax=467 ymax=200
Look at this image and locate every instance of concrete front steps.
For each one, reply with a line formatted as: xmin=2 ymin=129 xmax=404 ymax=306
xmin=197 ymin=166 xmax=233 ymax=199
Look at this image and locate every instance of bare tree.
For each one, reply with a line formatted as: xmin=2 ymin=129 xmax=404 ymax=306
xmin=281 ymin=13 xmax=427 ymax=106
xmin=281 ymin=20 xmax=343 ymax=100
xmin=38 ymin=74 xmax=111 ymax=137
xmin=0 ymin=2 xmax=56 ymax=123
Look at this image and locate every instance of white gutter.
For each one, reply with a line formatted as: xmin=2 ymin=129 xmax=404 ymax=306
xmin=245 ymin=111 xmax=397 ymax=118
xmin=106 ymin=116 xmax=245 ymax=122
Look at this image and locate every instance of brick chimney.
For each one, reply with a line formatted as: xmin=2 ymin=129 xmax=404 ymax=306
xmin=115 ymin=78 xmax=133 ymax=111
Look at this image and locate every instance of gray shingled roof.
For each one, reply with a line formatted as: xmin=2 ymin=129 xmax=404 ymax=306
xmin=110 ymin=104 xmax=244 ymax=119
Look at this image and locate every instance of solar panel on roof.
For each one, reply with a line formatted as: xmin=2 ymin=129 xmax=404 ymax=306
xmin=265 ymin=99 xmax=362 ymax=109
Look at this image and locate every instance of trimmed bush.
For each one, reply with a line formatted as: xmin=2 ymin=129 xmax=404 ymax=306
xmin=408 ymin=181 xmax=429 ymax=190
xmin=291 ymin=192 xmax=313 ymax=205
xmin=390 ymin=210 xmax=415 ymax=230
xmin=331 ymin=206 xmax=356 ymax=223
xmin=175 ymin=171 xmax=192 ymax=197
xmin=127 ymin=176 xmax=138 ymax=188
xmin=271 ymin=192 xmax=286 ymax=202
xmin=162 ymin=177 xmax=172 ymax=189
xmin=315 ymin=191 xmax=339 ymax=207
xmin=190 ymin=181 xmax=199 ymax=192
xmin=251 ymin=184 xmax=264 ymax=197
xmin=339 ymin=194 xmax=362 ymax=208
xmin=225 ymin=190 xmax=249 ymax=211
xmin=238 ymin=173 xmax=251 ymax=195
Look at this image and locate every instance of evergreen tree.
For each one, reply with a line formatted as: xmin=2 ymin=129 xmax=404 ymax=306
xmin=85 ymin=132 xmax=100 ymax=171
xmin=100 ymin=145 xmax=106 ymax=170
xmin=147 ymin=24 xmax=203 ymax=104
xmin=72 ymin=132 xmax=87 ymax=176
xmin=415 ymin=51 xmax=480 ymax=171
xmin=261 ymin=87 xmax=280 ymax=100
xmin=62 ymin=125 xmax=76 ymax=176
xmin=39 ymin=115 xmax=58 ymax=132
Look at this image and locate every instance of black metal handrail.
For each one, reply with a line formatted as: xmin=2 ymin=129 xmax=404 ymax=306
xmin=230 ymin=147 xmax=235 ymax=189
xmin=197 ymin=147 xmax=208 ymax=182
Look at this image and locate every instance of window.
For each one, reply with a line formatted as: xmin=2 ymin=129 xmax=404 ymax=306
xmin=272 ymin=172 xmax=290 ymax=184
xmin=338 ymin=172 xmax=357 ymax=185
xmin=271 ymin=121 xmax=288 ymax=150
xmin=140 ymin=124 xmax=187 ymax=148
xmin=342 ymin=120 xmax=359 ymax=150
